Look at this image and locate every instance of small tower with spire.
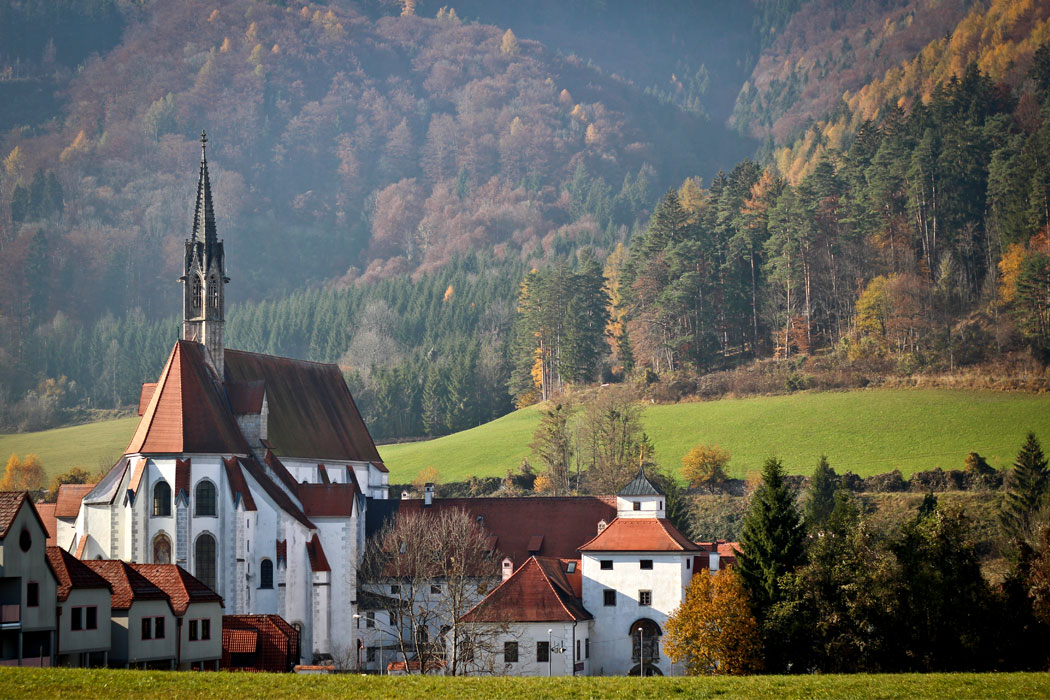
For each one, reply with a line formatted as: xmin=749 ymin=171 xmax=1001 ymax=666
xmin=179 ymin=130 xmax=229 ymax=377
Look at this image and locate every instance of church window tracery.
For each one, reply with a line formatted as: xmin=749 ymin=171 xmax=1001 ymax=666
xmin=195 ymin=480 xmax=217 ymax=517
xmin=192 ymin=276 xmax=203 ymax=309
xmin=195 ymin=533 xmax=217 ymax=591
xmin=153 ymin=481 xmax=171 ymax=517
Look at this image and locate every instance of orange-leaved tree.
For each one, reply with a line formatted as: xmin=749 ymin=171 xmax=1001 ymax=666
xmin=0 ymin=454 xmax=46 ymax=492
xmin=664 ymin=569 xmax=762 ymax=675
xmin=681 ymin=444 xmax=730 ymax=491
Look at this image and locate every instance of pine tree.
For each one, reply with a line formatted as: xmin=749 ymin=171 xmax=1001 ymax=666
xmin=803 ymin=455 xmax=837 ymax=530
xmin=736 ymin=457 xmax=805 ymax=617
xmin=1000 ymin=432 xmax=1049 ymax=564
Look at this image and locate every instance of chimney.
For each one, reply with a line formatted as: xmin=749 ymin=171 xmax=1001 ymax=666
xmin=709 ymin=552 xmax=720 ymax=573
xmin=501 ymin=557 xmax=514 ymax=582
xmin=424 ymin=483 xmax=434 ymax=507
xmin=597 ymin=519 xmax=608 ymax=535
xmin=400 ymin=490 xmax=409 ymax=500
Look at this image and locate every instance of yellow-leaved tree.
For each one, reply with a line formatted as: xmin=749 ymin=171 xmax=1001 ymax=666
xmin=664 ymin=569 xmax=762 ymax=675
xmin=0 ymin=454 xmax=46 ymax=492
xmin=681 ymin=444 xmax=730 ymax=490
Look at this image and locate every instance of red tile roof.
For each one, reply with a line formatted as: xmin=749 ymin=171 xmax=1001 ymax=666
xmin=462 ymin=556 xmax=591 ymax=623
xmin=299 ymin=483 xmax=357 ymax=518
xmin=263 ymin=449 xmax=301 ymax=497
xmin=223 ymin=457 xmax=257 ymax=511
xmin=126 ymin=341 xmax=249 ymax=455
xmin=306 ymin=534 xmax=330 ymax=572
xmin=316 ymin=464 xmax=330 ymax=485
xmin=36 ymin=503 xmax=57 ymax=545
xmin=74 ymin=534 xmax=88 ymax=559
xmin=85 ymin=560 xmax=171 ymax=611
xmin=390 ymin=496 xmax=616 ymax=566
xmin=131 ymin=563 xmax=223 ymax=615
xmin=0 ymin=491 xmax=47 ymax=539
xmin=224 ymin=349 xmax=383 ymax=466
xmin=46 ymin=546 xmax=111 ymax=601
xmin=128 ymin=457 xmax=146 ymax=496
xmin=222 ymin=614 xmax=300 ymax=673
xmin=54 ymin=484 xmax=96 ymax=519
xmin=578 ymin=517 xmax=700 ymax=552
xmin=137 ymin=383 xmax=157 ymax=416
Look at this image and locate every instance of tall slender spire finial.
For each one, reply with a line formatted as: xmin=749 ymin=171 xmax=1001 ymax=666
xmin=200 ymin=129 xmax=208 ymax=161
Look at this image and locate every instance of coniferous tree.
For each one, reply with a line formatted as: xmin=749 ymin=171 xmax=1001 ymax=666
xmin=1000 ymin=432 xmax=1049 ymax=566
xmin=736 ymin=457 xmax=805 ymax=618
xmin=803 ymin=455 xmax=837 ymax=530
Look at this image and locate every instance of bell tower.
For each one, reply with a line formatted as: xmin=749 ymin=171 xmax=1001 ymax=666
xmin=180 ymin=130 xmax=229 ymax=377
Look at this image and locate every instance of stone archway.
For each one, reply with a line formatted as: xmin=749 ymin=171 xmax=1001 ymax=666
xmin=628 ymin=618 xmax=661 ymax=676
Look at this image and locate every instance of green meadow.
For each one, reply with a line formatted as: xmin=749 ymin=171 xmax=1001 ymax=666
xmin=379 ymin=389 xmax=1050 ymax=483
xmin=1 ymin=390 xmax=1047 ymax=485
xmin=0 ymin=667 xmax=1047 ymax=700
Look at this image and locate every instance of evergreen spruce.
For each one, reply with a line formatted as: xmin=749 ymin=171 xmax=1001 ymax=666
xmin=736 ymin=457 xmax=805 ymax=617
xmin=803 ymin=455 xmax=837 ymax=530
xmin=1000 ymin=432 xmax=1049 ymax=563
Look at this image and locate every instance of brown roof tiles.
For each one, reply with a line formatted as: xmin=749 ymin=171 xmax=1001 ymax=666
xmin=54 ymin=484 xmax=95 ymax=519
xmin=36 ymin=503 xmax=57 ymax=546
xmin=578 ymin=517 xmax=700 ymax=552
xmin=299 ymin=483 xmax=358 ymax=518
xmin=306 ymin=534 xmax=330 ymax=572
xmin=223 ymin=457 xmax=257 ymax=511
xmin=0 ymin=492 xmax=47 ymax=539
xmin=85 ymin=560 xmax=171 ymax=611
xmin=462 ymin=556 xmax=591 ymax=623
xmin=221 ymin=615 xmax=300 ymax=672
xmin=131 ymin=563 xmax=223 ymax=615
xmin=46 ymin=546 xmax=111 ymax=601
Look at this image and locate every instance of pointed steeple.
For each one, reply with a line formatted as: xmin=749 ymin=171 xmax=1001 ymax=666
xmin=191 ymin=130 xmax=218 ymax=247
xmin=180 ymin=130 xmax=229 ymax=377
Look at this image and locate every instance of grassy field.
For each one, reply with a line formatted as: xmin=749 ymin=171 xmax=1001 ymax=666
xmin=0 ymin=667 xmax=1048 ymax=700
xmin=0 ymin=417 xmax=137 ymax=479
xmin=1 ymin=389 xmax=1047 ymax=485
xmin=379 ymin=389 xmax=1050 ymax=482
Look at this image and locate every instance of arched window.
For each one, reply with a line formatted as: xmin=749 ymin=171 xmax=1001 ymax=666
xmin=153 ymin=481 xmax=171 ymax=517
xmin=259 ymin=559 xmax=273 ymax=589
xmin=211 ymin=279 xmax=219 ymax=309
xmin=192 ymin=276 xmax=203 ymax=309
xmin=195 ymin=533 xmax=217 ymax=592
xmin=195 ymin=480 xmax=217 ymax=517
xmin=153 ymin=534 xmax=171 ymax=564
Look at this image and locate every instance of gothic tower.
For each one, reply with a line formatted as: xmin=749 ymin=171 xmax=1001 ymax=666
xmin=180 ymin=130 xmax=229 ymax=377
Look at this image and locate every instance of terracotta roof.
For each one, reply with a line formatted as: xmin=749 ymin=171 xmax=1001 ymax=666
xmin=462 ymin=556 xmax=591 ymax=623
xmin=0 ymin=491 xmax=47 ymax=539
xmin=238 ymin=456 xmax=312 ymax=528
xmin=85 ymin=560 xmax=171 ymax=611
xmin=55 ymin=484 xmax=95 ymax=518
xmin=46 ymin=546 xmax=111 ymax=601
xmin=380 ymin=496 xmax=617 ymax=566
xmin=306 ymin=534 xmax=330 ymax=572
xmin=227 ymin=380 xmax=265 ymax=414
xmin=137 ymin=383 xmax=157 ymax=415
xmin=131 ymin=563 xmax=223 ymax=615
xmin=223 ymin=457 xmax=257 ymax=511
xmin=126 ymin=340 xmax=249 ymax=455
xmin=175 ymin=459 xmax=191 ymax=500
xmin=224 ymin=349 xmax=383 ymax=466
xmin=579 ymin=517 xmax=700 ymax=552
xmin=128 ymin=457 xmax=147 ymax=496
xmin=299 ymin=483 xmax=357 ymax=518
xmin=75 ymin=534 xmax=88 ymax=559
xmin=37 ymin=503 xmax=57 ymax=545
xmin=224 ymin=628 xmax=258 ymax=653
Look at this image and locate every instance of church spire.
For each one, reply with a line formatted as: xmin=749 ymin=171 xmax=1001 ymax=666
xmin=180 ymin=130 xmax=228 ymax=378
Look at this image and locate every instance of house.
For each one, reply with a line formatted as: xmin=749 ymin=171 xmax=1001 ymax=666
xmin=132 ymin=564 xmax=223 ymax=670
xmin=84 ymin=560 xmax=178 ymax=668
xmin=72 ymin=132 xmax=387 ymax=667
xmin=221 ymin=614 xmax=300 ymax=672
xmin=46 ymin=546 xmax=112 ymax=667
xmin=0 ymin=492 xmax=58 ymax=667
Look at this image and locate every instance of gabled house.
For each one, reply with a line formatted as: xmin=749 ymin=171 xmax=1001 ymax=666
xmin=0 ymin=492 xmax=58 ymax=667
xmin=84 ymin=560 xmax=177 ymax=668
xmin=46 ymin=546 xmax=112 ymax=667
xmin=132 ymin=564 xmax=223 ymax=670
xmin=221 ymin=614 xmax=300 ymax=672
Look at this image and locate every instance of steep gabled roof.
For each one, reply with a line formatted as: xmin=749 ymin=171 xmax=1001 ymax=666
xmin=55 ymin=484 xmax=96 ymax=518
xmin=382 ymin=496 xmax=617 ymax=566
xmin=578 ymin=517 xmax=699 ymax=552
xmin=224 ymin=349 xmax=383 ymax=466
xmin=238 ymin=456 xmax=312 ymax=528
xmin=461 ymin=556 xmax=591 ymax=623
xmin=85 ymin=560 xmax=171 ymax=611
xmin=126 ymin=340 xmax=248 ymax=455
xmin=83 ymin=457 xmax=129 ymax=506
xmin=132 ymin=563 xmax=223 ymax=615
xmin=0 ymin=491 xmax=47 ymax=539
xmin=46 ymin=546 xmax=111 ymax=601
xmin=223 ymin=457 xmax=257 ymax=511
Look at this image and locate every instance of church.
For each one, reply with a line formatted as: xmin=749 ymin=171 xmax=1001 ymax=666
xmin=70 ymin=132 xmax=389 ymax=666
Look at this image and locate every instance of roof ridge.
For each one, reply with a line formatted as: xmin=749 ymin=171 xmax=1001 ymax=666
xmin=535 ymin=556 xmax=579 ymax=621
xmin=225 ymin=347 xmax=341 ymax=370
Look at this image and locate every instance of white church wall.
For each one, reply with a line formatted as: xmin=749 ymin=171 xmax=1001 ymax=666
xmin=314 ymin=517 xmax=354 ymax=665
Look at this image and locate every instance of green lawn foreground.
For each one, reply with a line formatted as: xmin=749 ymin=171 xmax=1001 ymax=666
xmin=379 ymin=389 xmax=1050 ymax=483
xmin=0 ymin=667 xmax=1048 ymax=700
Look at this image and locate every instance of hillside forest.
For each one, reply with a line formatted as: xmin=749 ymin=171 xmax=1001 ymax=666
xmin=0 ymin=0 xmax=1049 ymax=442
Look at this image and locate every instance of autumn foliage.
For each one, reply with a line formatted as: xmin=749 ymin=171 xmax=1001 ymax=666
xmin=664 ymin=569 xmax=762 ymax=675
xmin=0 ymin=454 xmax=46 ymax=492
